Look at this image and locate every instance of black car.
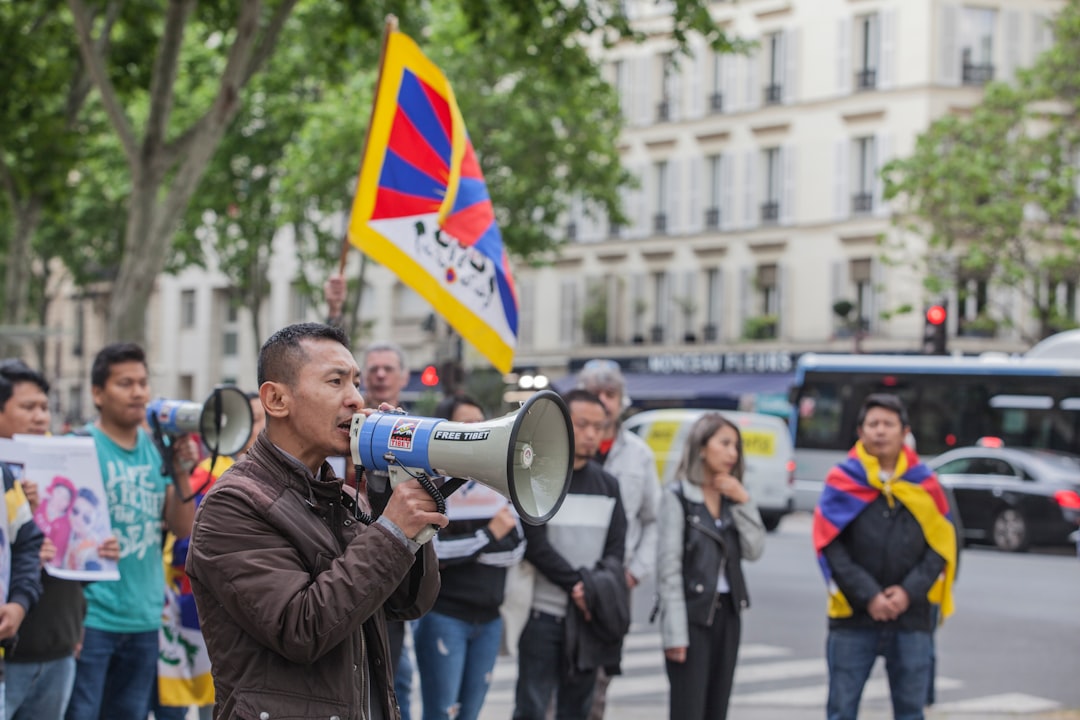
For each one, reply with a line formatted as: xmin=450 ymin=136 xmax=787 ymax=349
xmin=929 ymin=446 xmax=1080 ymax=552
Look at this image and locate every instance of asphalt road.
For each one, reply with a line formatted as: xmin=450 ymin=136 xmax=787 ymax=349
xmin=467 ymin=511 xmax=1080 ymax=720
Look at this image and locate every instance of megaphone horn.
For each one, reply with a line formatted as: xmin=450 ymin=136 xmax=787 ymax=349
xmin=146 ymin=385 xmax=255 ymax=458
xmin=350 ymin=389 xmax=574 ymax=543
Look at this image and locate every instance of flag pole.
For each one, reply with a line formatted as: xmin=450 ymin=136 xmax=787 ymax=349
xmin=338 ymin=13 xmax=399 ymax=275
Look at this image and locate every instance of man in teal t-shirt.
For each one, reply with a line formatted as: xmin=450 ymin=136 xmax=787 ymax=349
xmin=64 ymin=343 xmax=198 ymax=720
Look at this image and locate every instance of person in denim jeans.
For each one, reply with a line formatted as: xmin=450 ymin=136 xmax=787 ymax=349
xmin=413 ymin=396 xmax=525 ymax=720
xmin=64 ymin=343 xmax=198 ymax=720
xmin=813 ymin=394 xmax=957 ymax=720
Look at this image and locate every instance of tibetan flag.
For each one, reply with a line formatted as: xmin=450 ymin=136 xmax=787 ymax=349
xmin=812 ymin=442 xmax=957 ymax=623
xmin=348 ymin=30 xmax=518 ymax=373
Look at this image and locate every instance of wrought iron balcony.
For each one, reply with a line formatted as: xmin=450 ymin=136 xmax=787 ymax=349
xmin=705 ymin=207 xmax=721 ymax=229
xmin=761 ymin=201 xmax=780 ymax=224
xmin=962 ymin=63 xmax=994 ymax=85
xmin=856 ymin=68 xmax=877 ymax=90
xmin=851 ymin=192 xmax=874 ymax=215
xmin=764 ymin=83 xmax=783 ymax=105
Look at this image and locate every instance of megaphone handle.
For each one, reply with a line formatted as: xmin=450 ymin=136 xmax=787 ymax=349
xmin=413 ymin=525 xmax=438 ymax=544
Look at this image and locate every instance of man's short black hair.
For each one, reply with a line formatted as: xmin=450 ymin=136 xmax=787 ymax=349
xmin=561 ymin=388 xmax=608 ymax=415
xmin=856 ymin=393 xmax=910 ymax=428
xmin=433 ymin=394 xmax=484 ymax=421
xmin=90 ymin=343 xmax=146 ymax=389
xmin=0 ymin=359 xmax=50 ymax=408
xmin=258 ymin=323 xmax=351 ymax=387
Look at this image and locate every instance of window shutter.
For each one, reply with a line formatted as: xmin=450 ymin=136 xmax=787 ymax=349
xmin=834 ymin=140 xmax=850 ymax=221
xmin=1002 ymin=10 xmax=1021 ymax=83
xmin=837 ymin=17 xmax=852 ymax=95
xmin=776 ymin=264 xmax=787 ymax=338
xmin=880 ymin=10 xmax=897 ymax=90
xmin=781 ymin=145 xmax=797 ymax=226
xmin=688 ymin=155 xmax=703 ymax=234
xmin=871 ymin=258 xmax=885 ymax=333
xmin=1032 ymin=13 xmax=1052 ymax=62
xmin=939 ymin=4 xmax=959 ymax=85
xmin=559 ymin=278 xmax=579 ymax=346
xmin=637 ymin=56 xmax=653 ymax=126
xmin=667 ymin=57 xmax=682 ymax=123
xmin=631 ymin=164 xmax=649 ymax=239
xmin=724 ymin=53 xmax=739 ymax=113
xmin=720 ymin=154 xmax=735 ymax=232
xmin=743 ymin=150 xmax=758 ymax=230
xmin=831 ymin=260 xmax=849 ymax=332
xmin=739 ymin=267 xmax=751 ymax=333
xmin=874 ymin=133 xmax=892 ymax=218
xmin=744 ymin=50 xmax=760 ymax=111
xmin=686 ymin=39 xmax=704 ymax=119
xmin=518 ymin=278 xmax=534 ymax=350
xmin=785 ymin=29 xmax=799 ymax=104
xmin=668 ymin=157 xmax=682 ymax=235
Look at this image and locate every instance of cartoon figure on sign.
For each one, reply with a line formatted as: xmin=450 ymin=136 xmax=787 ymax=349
xmin=64 ymin=488 xmax=109 ymax=572
xmin=33 ymin=475 xmax=77 ymax=562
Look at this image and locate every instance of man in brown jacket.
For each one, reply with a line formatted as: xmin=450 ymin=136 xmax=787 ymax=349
xmin=187 ymin=323 xmax=445 ymax=719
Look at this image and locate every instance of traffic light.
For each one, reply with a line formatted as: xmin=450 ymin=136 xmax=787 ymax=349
xmin=923 ymin=304 xmax=948 ymax=355
xmin=420 ymin=365 xmax=440 ymax=387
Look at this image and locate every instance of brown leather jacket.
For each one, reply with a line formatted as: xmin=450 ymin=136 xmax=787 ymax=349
xmin=187 ymin=434 xmax=439 ymax=719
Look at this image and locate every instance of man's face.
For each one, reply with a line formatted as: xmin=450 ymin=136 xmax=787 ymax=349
xmin=584 ymin=384 xmax=620 ymax=435
xmin=363 ymin=349 xmax=408 ymax=408
xmin=281 ymin=338 xmax=364 ymax=461
xmin=569 ymin=399 xmax=607 ymax=465
xmin=92 ymin=361 xmax=150 ymax=430
xmin=0 ymin=381 xmax=50 ymax=438
xmin=857 ymin=406 xmax=908 ymax=463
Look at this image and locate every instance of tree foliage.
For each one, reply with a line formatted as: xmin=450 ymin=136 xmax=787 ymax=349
xmin=883 ymin=1 xmax=1080 ymax=340
xmin=2 ymin=0 xmax=740 ymax=347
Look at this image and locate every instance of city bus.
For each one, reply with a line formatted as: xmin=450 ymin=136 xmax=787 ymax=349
xmin=788 ymin=353 xmax=1080 ymax=510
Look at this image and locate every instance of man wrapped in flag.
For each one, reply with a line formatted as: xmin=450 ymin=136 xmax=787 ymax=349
xmin=812 ymin=393 xmax=956 ymax=720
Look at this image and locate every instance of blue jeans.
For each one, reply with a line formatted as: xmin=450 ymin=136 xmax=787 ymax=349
xmin=6 ymin=656 xmax=77 ymax=720
xmin=512 ymin=612 xmax=597 ymax=720
xmin=826 ymin=627 xmax=932 ymax=720
xmin=414 ymin=611 xmax=503 ymax=720
xmin=64 ymin=628 xmax=158 ymax=720
xmin=397 ymin=633 xmax=414 ymax=720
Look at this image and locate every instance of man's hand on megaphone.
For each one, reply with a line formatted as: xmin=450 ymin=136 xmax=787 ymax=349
xmin=381 ymin=478 xmax=449 ymax=540
xmin=171 ymin=434 xmax=200 ymax=476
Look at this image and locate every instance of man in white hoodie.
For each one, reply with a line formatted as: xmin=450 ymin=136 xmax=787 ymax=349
xmin=577 ymin=360 xmax=661 ymax=720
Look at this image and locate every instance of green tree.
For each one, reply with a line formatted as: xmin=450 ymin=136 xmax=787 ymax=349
xmin=883 ymin=4 xmax=1080 ymax=341
xmin=6 ymin=0 xmax=740 ymax=348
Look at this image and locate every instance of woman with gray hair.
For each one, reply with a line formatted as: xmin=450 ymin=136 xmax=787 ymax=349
xmin=655 ymin=412 xmax=765 ymax=720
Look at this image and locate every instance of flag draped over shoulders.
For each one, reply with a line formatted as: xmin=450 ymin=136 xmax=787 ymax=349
xmin=347 ymin=30 xmax=518 ymax=373
xmin=812 ymin=442 xmax=956 ymax=622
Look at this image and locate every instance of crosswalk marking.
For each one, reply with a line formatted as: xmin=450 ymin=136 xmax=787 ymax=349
xmin=931 ymin=693 xmax=1063 ymax=714
xmin=733 ymin=675 xmax=963 ymax=706
xmin=483 ymin=631 xmax=1063 ymax=713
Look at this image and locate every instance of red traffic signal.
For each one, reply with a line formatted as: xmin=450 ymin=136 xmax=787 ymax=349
xmin=420 ymin=365 xmax=439 ymax=387
xmin=926 ymin=305 xmax=947 ymax=325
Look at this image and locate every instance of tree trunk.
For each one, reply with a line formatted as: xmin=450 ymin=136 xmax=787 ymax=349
xmin=1 ymin=199 xmax=43 ymax=357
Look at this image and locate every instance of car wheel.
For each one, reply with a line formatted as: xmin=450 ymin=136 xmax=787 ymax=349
xmin=760 ymin=511 xmax=782 ymax=533
xmin=991 ymin=507 xmax=1029 ymax=552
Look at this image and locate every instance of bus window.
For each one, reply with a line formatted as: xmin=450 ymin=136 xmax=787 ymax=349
xmin=795 ymin=383 xmax=843 ymax=448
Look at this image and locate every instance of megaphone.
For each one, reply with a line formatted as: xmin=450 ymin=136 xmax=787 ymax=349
xmin=146 ymin=385 xmax=255 ymax=458
xmin=350 ymin=389 xmax=573 ymax=543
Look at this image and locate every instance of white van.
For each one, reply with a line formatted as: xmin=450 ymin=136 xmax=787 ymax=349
xmin=623 ymin=408 xmax=796 ymax=531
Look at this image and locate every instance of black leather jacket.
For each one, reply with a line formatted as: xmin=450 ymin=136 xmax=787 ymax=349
xmin=680 ymin=490 xmax=750 ymax=625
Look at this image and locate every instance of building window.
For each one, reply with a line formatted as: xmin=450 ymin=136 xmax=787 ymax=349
xmin=394 ymin=283 xmax=427 ymax=318
xmin=560 ymin=280 xmax=579 ymax=345
xmin=856 ymin=14 xmax=879 ymax=90
xmin=653 ymin=160 xmax=669 ymax=234
xmin=957 ymin=276 xmax=993 ymax=336
xmin=757 ymin=264 xmax=779 ymax=318
xmin=223 ymin=330 xmax=239 ymax=357
xmin=705 ymin=268 xmax=722 ymax=341
xmin=225 ymin=293 xmax=239 ymax=323
xmin=710 ymin=53 xmax=724 ymax=113
xmin=761 ymin=148 xmax=782 ymax=224
xmin=851 ymin=258 xmax=874 ymax=331
xmin=181 ymin=289 xmax=196 ymax=328
xmin=706 ymin=155 xmax=722 ymax=229
xmin=961 ymin=7 xmax=996 ymax=85
xmin=764 ymin=32 xmax=784 ymax=104
xmin=651 ymin=271 xmax=670 ymax=343
xmin=852 ymin=136 xmax=876 ymax=215
xmin=67 ymin=384 xmax=83 ymax=425
xmin=657 ymin=52 xmax=676 ymax=121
